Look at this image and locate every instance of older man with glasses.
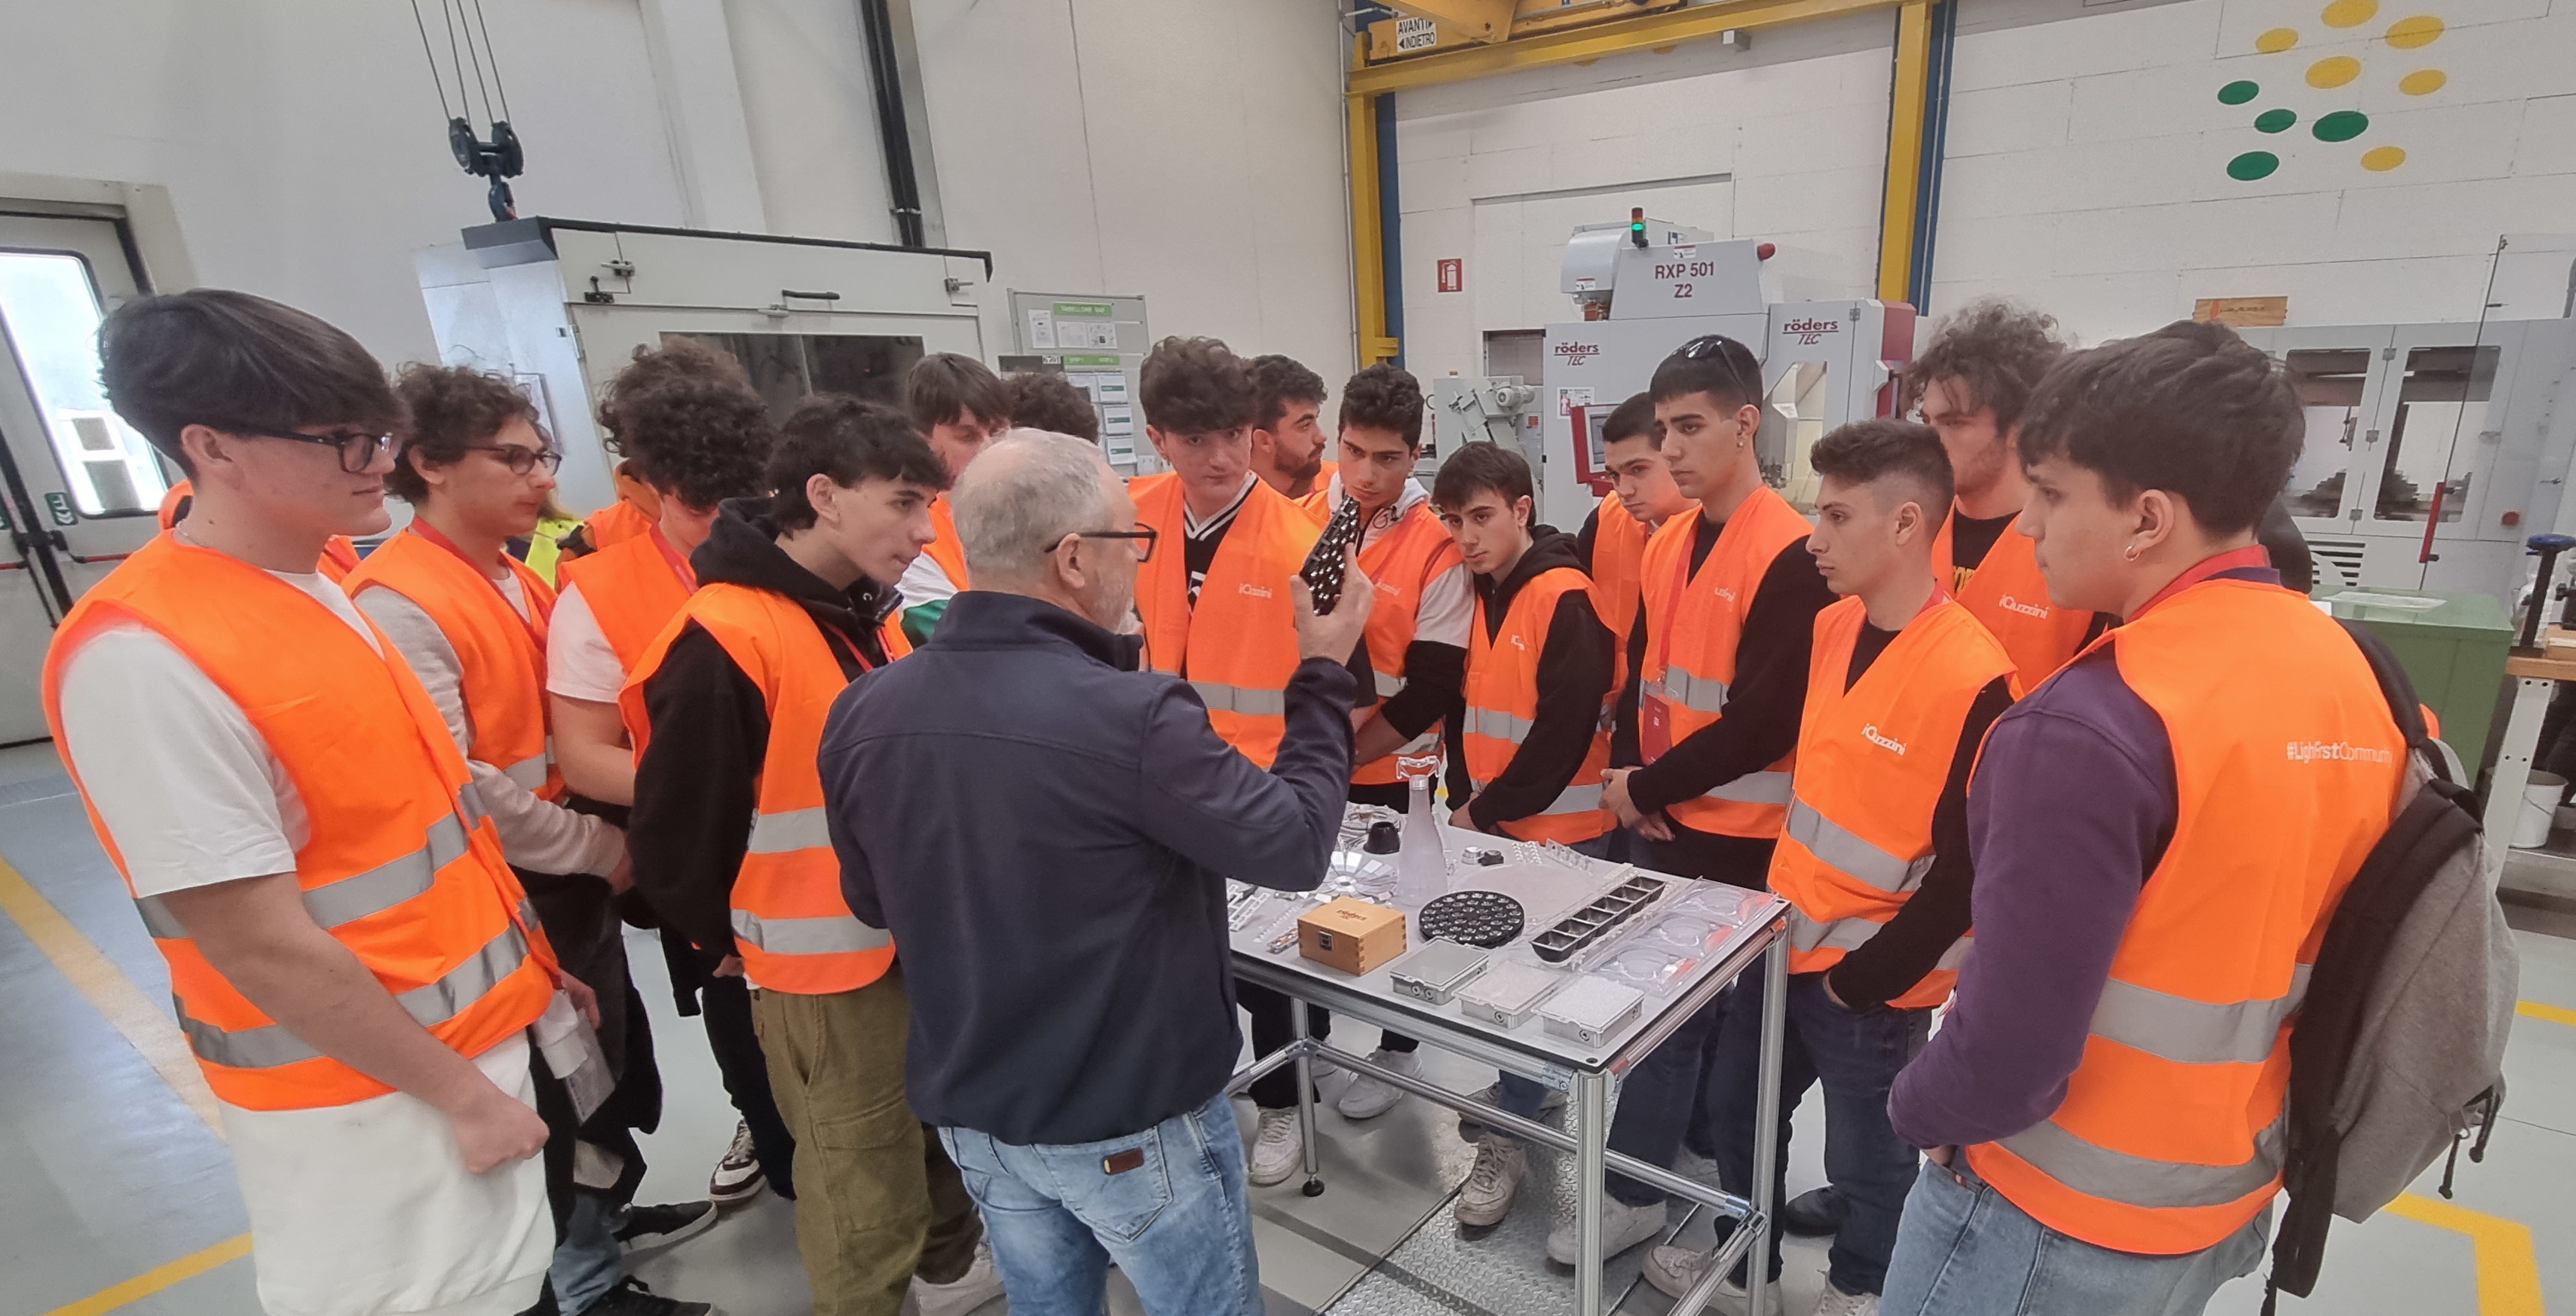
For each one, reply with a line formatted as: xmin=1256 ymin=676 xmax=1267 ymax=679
xmin=817 ymin=429 xmax=1372 ymax=1316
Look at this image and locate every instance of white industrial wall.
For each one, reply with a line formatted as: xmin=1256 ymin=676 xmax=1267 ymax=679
xmin=1931 ymin=0 xmax=2576 ymax=343
xmin=907 ymin=0 xmax=1358 ymax=387
xmin=0 ymin=0 xmax=694 ymax=364
xmin=1392 ymin=8 xmax=1901 ymax=386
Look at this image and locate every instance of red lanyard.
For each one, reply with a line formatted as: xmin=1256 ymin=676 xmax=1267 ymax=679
xmin=2130 ymin=544 xmax=2271 ymax=620
xmin=648 ymin=522 xmax=697 ymax=590
xmin=407 ymin=520 xmax=550 ymax=656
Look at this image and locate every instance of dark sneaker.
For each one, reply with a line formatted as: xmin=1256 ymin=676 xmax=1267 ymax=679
xmin=1781 ymin=1185 xmax=1845 ymax=1238
xmin=707 ymin=1119 xmax=764 ymax=1204
xmin=615 ymin=1201 xmax=718 ymax=1252
xmin=574 ymin=1278 xmax=712 ymax=1316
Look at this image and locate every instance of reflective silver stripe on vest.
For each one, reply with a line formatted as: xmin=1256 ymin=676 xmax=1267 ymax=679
xmin=1471 ymin=778 xmax=1607 ymax=816
xmin=1191 ymin=681 xmax=1288 ymax=716
xmin=458 ymin=781 xmax=491 ymax=828
xmin=173 ymin=922 xmax=532 ymax=1070
xmin=2089 ymin=965 xmax=2313 ymax=1067
xmin=1786 ymin=797 xmax=1934 ymax=892
xmin=1375 ymin=670 xmax=1406 ymax=698
xmin=731 ymin=907 xmax=891 ymax=956
xmin=1997 ymin=1112 xmax=2287 ymax=1210
xmin=1466 ymin=705 xmax=1532 ymax=742
xmin=1663 ymin=666 xmax=1730 ymax=714
xmin=1702 ymin=770 xmax=1793 ymax=805
xmin=1787 ymin=907 xmax=1970 ymax=975
xmin=747 ymin=807 xmax=832 ymax=855
xmin=135 ymin=813 xmax=469 ymax=939
xmin=502 ymin=752 xmax=550 ymax=790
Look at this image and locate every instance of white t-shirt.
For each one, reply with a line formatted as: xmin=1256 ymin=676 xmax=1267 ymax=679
xmin=544 ymin=581 xmax=628 ymax=704
xmin=52 ymin=565 xmax=553 ymax=1316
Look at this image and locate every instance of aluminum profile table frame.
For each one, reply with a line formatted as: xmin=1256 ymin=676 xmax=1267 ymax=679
xmin=1230 ymin=908 xmax=1790 ymax=1316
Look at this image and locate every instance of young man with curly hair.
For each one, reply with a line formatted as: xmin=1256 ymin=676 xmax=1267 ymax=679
xmin=545 ymin=347 xmax=788 ymax=1209
xmin=623 ymin=397 xmax=1000 ymax=1316
xmin=1248 ymin=353 xmax=1331 ymax=501
xmin=571 ymin=338 xmax=757 ymax=555
xmin=895 ymin=353 xmax=1013 ymax=644
xmin=345 ymin=366 xmax=715 ymax=1316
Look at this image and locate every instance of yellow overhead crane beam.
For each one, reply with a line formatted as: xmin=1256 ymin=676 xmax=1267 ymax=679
xmin=1345 ymin=0 xmax=1933 ymax=366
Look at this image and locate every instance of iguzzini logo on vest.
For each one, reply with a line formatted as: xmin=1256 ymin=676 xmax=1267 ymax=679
xmin=1862 ymin=724 xmax=1908 ymax=755
xmin=1995 ymin=594 xmax=2051 ymax=619
xmin=2286 ymin=740 xmax=2394 ymax=765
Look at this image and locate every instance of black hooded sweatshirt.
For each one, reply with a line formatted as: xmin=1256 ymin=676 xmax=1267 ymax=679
xmin=628 ymin=500 xmax=902 ymax=956
xmin=1463 ymin=526 xmax=1619 ymax=834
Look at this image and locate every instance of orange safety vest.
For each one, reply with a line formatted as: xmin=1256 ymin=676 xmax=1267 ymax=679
xmin=1637 ymin=486 xmax=1813 ymax=836
xmin=1292 ymin=460 xmax=1343 ymax=516
xmin=621 ymin=583 xmax=895 ymax=996
xmin=158 ymin=480 xmax=360 ymax=582
xmin=559 ymin=525 xmax=697 ymax=678
xmin=1937 ymin=510 xmax=2092 ymax=685
xmin=1352 ymin=502 xmax=1463 ymax=786
xmin=41 ymin=534 xmax=555 ymax=1109
xmin=1964 ymin=576 xmax=2405 ymax=1255
xmin=922 ymin=494 xmax=971 ymax=595
xmin=1463 ymin=565 xmax=1614 ymax=843
xmin=585 ymin=488 xmax=658 ymax=552
xmin=1588 ymin=492 xmax=1652 ymax=687
xmin=1768 ymin=595 xmax=2014 ymax=1009
xmin=1132 ymin=474 xmax=1323 ymax=768
xmin=345 ymin=528 xmax=563 ymax=800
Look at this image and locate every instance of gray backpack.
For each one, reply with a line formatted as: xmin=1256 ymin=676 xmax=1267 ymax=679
xmin=2262 ymin=623 xmax=2519 ymax=1311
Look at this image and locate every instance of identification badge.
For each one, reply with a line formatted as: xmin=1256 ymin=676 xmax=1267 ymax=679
xmin=1640 ymin=683 xmax=1674 ymax=761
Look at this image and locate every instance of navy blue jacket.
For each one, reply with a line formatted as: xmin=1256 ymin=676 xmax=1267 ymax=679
xmin=819 ymin=589 xmax=1353 ymax=1146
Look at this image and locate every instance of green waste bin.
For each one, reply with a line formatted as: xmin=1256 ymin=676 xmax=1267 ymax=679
xmin=2324 ymin=587 xmax=2512 ymax=770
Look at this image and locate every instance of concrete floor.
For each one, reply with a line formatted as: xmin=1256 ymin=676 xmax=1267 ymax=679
xmin=3 ymin=733 xmax=2568 ymax=1316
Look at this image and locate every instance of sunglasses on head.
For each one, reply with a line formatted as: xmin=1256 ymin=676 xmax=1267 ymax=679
xmin=1674 ymin=335 xmax=1762 ymax=411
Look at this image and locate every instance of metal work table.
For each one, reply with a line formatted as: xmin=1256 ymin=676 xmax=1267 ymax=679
xmin=1227 ymin=823 xmax=1789 ymax=1316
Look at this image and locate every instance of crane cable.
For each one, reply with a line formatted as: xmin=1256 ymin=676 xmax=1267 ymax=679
xmin=406 ymin=0 xmax=514 ymax=135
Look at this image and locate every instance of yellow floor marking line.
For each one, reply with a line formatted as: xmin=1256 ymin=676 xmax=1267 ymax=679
xmin=2388 ymin=1193 xmax=2545 ymax=1316
xmin=2518 ymin=999 xmax=2576 ymax=1028
xmin=36 ymin=1232 xmax=253 ymax=1316
xmin=0 ymin=854 xmax=224 ymax=1137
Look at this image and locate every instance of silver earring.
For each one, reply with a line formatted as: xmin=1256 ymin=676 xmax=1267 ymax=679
xmin=2123 ymin=542 xmax=2142 ymax=562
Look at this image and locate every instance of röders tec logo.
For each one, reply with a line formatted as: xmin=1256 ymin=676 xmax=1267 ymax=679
xmin=1781 ymin=317 xmax=1840 ymax=346
xmin=1552 ymin=341 xmax=1602 ymax=365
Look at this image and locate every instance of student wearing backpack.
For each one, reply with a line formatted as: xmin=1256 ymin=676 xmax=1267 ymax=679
xmin=1880 ymin=321 xmax=2409 ymax=1316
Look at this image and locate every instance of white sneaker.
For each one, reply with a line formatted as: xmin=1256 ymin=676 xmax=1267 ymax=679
xmin=1248 ymin=1108 xmax=1305 ymax=1186
xmin=1337 ymin=1049 xmax=1420 ymax=1119
xmin=1455 ymin=1081 xmax=1567 ymax=1140
xmin=1545 ymin=1193 xmax=1665 ymax=1267
xmin=1453 ymin=1134 xmax=1527 ymax=1227
xmin=707 ymin=1118 xmax=764 ymax=1204
xmin=911 ymin=1238 xmax=1006 ymax=1316
xmin=1642 ymin=1245 xmax=1784 ymax=1315
xmin=1313 ymin=1059 xmax=1354 ymax=1109
xmin=1811 ymin=1279 xmax=1878 ymax=1316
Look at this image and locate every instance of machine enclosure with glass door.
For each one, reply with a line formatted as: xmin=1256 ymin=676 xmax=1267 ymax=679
xmin=0 ymin=213 xmax=172 ymax=742
xmin=2241 ymin=319 xmax=2576 ymax=609
xmin=419 ymin=217 xmax=994 ymax=519
xmin=1536 ymin=227 xmax=1914 ymax=530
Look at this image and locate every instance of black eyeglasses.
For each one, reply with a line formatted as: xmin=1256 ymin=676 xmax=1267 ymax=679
xmin=1067 ymin=526 xmax=1159 ymax=562
xmin=1676 ymin=334 xmax=1763 ymax=409
xmin=221 ymin=425 xmax=401 ymax=474
xmin=466 ymin=445 xmax=565 ymax=476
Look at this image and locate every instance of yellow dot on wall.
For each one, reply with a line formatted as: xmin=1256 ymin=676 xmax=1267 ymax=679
xmin=2322 ymin=0 xmax=2378 ymax=27
xmin=2308 ymin=54 xmax=2363 ymax=87
xmin=2385 ymin=14 xmax=2445 ymax=47
xmin=2256 ymin=26 xmax=2301 ymax=51
xmin=2362 ymin=145 xmax=2408 ymax=170
xmin=2400 ymin=68 xmax=2447 ymax=94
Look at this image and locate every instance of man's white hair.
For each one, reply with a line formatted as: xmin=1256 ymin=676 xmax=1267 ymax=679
xmin=954 ymin=428 xmax=1118 ymax=587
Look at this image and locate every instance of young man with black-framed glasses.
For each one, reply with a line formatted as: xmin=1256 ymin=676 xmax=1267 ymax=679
xmin=345 ymin=365 xmax=716 ymax=1316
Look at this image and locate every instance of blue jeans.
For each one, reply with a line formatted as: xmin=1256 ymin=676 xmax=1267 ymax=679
xmin=550 ymin=1190 xmax=622 ymax=1313
xmin=1704 ymin=971 xmax=1930 ymax=1295
xmin=1880 ymin=1156 xmax=2268 ymax=1315
xmin=937 ymin=1091 xmax=1260 ymax=1316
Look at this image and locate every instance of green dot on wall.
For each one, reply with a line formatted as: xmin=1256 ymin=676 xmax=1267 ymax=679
xmin=2219 ymin=80 xmax=2262 ymax=105
xmin=2228 ymin=151 xmax=2281 ymax=180
xmin=2314 ymin=109 xmax=2371 ymax=142
xmin=2256 ymin=109 xmax=2298 ymax=133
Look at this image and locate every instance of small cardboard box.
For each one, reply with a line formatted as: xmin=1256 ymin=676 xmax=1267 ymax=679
xmin=1298 ymin=898 xmax=1407 ymax=975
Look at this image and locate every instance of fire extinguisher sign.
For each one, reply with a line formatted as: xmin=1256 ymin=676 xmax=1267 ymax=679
xmin=1437 ymin=259 xmax=1463 ymax=294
